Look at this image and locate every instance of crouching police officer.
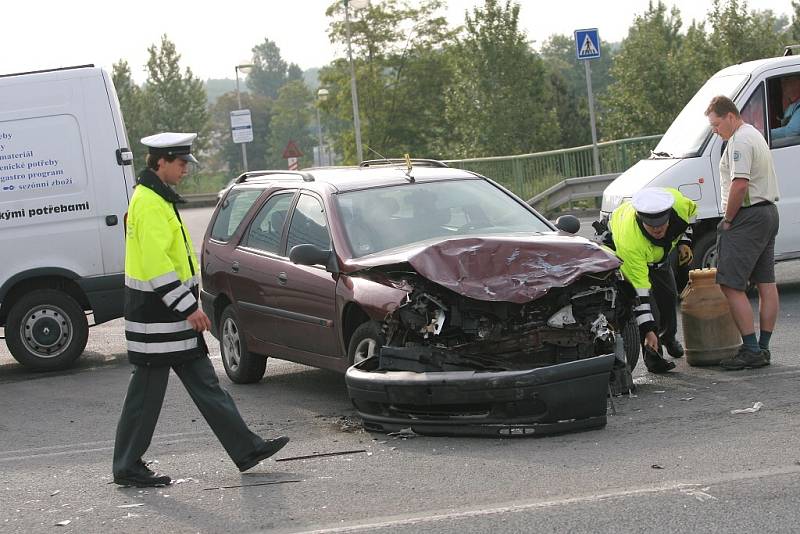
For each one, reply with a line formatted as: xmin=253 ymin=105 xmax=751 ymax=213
xmin=608 ymin=187 xmax=697 ymax=373
xmin=113 ymin=132 xmax=289 ymax=487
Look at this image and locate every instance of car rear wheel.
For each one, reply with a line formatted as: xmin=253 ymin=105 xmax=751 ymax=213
xmin=6 ymin=289 xmax=88 ymax=371
xmin=219 ymin=305 xmax=266 ymax=384
xmin=348 ymin=321 xmax=386 ymax=366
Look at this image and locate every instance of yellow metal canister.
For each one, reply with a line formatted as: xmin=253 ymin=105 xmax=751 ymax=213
xmin=680 ymin=268 xmax=742 ymax=366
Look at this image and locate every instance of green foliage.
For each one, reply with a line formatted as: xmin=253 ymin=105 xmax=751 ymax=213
xmin=444 ymin=0 xmax=559 ymax=157
xmin=247 ymin=38 xmax=303 ymax=99
xmin=708 ymin=0 xmax=786 ymax=65
xmin=321 ymin=0 xmax=456 ymax=163
xmin=266 ymin=80 xmax=315 ymax=168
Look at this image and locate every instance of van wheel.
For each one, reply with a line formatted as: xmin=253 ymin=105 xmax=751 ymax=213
xmin=691 ymin=231 xmax=718 ymax=270
xmin=6 ymin=289 xmax=88 ymax=371
xmin=348 ymin=321 xmax=386 ymax=366
xmin=622 ymin=317 xmax=640 ymax=372
xmin=219 ymin=305 xmax=266 ymax=384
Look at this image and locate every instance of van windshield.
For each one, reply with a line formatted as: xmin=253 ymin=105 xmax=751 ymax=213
xmin=653 ymin=73 xmax=748 ymax=158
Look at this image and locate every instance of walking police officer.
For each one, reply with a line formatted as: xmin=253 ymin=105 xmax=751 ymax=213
xmin=113 ymin=132 xmax=288 ymax=487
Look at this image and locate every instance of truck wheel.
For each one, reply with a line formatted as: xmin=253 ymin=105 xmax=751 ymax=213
xmin=219 ymin=305 xmax=266 ymax=384
xmin=691 ymin=231 xmax=718 ymax=270
xmin=347 ymin=321 xmax=385 ymax=366
xmin=622 ymin=317 xmax=640 ymax=372
xmin=6 ymin=289 xmax=88 ymax=371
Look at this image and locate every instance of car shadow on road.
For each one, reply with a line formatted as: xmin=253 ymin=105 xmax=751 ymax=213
xmin=0 ymin=350 xmax=127 ymax=383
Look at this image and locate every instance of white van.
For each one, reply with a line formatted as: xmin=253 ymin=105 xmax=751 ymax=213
xmin=601 ymin=50 xmax=800 ymax=269
xmin=0 ymin=65 xmax=134 ymax=370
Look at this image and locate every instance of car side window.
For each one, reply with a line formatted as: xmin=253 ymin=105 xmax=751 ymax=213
xmin=244 ymin=193 xmax=294 ymax=254
xmin=286 ymin=194 xmax=331 ymax=256
xmin=210 ymin=189 xmax=263 ymax=242
xmin=768 ymin=74 xmax=800 ymax=148
xmin=741 ymin=83 xmax=766 ymax=139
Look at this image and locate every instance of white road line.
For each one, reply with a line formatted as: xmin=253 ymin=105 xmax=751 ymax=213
xmin=292 ymin=465 xmax=800 ymax=534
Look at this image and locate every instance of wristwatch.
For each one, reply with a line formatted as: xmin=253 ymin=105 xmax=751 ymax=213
xmin=723 ymin=217 xmax=733 ymax=224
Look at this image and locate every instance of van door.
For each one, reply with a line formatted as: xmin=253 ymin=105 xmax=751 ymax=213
xmin=764 ymin=69 xmax=800 ymax=257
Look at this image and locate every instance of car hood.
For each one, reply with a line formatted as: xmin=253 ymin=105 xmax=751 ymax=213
xmin=343 ymin=234 xmax=621 ymax=304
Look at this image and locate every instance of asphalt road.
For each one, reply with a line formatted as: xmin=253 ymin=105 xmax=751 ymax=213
xmin=2 ymin=208 xmax=800 ymax=533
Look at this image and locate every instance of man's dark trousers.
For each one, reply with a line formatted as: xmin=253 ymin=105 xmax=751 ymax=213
xmin=113 ymin=355 xmax=263 ymax=476
xmin=649 ymin=254 xmax=679 ymax=344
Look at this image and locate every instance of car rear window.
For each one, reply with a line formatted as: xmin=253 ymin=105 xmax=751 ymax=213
xmin=210 ymin=188 xmax=263 ymax=242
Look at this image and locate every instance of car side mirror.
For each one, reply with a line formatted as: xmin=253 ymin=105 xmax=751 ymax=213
xmin=289 ymin=244 xmax=339 ymax=273
xmin=554 ymin=214 xmax=580 ymax=234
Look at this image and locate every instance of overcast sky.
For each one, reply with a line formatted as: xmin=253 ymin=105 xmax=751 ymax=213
xmin=3 ymin=0 xmax=795 ymax=83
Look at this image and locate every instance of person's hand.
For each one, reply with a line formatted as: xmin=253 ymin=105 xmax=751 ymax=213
xmin=187 ymin=309 xmax=211 ymax=332
xmin=644 ymin=331 xmax=659 ymax=352
xmin=717 ymin=219 xmax=732 ymax=232
xmin=678 ymin=244 xmax=693 ymax=266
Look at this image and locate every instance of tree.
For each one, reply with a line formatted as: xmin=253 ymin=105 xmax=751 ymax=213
xmin=320 ymin=0 xmax=456 ymax=162
xmin=443 ymin=0 xmax=559 ymax=157
xmin=247 ymin=38 xmax=303 ymax=99
xmin=265 ymin=80 xmax=315 ymax=169
xmin=112 ymin=60 xmax=148 ymax=169
xmin=708 ymin=0 xmax=786 ymax=65
xmin=142 ymin=35 xmax=210 ymax=154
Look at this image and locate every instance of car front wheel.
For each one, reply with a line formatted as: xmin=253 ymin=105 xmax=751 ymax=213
xmin=347 ymin=321 xmax=386 ymax=366
xmin=219 ymin=305 xmax=266 ymax=384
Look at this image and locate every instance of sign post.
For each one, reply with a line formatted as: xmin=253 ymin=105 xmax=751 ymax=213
xmin=230 ymin=109 xmax=253 ymax=171
xmin=574 ymin=28 xmax=601 ymax=176
xmin=282 ymin=141 xmax=303 ymax=171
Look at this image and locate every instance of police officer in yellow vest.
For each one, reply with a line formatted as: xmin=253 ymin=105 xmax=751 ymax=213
xmin=113 ymin=132 xmax=288 ymax=487
xmin=609 ymin=187 xmax=697 ymax=374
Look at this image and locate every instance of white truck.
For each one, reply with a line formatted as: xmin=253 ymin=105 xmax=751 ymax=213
xmin=601 ymin=50 xmax=800 ymax=270
xmin=0 ymin=65 xmax=134 ymax=370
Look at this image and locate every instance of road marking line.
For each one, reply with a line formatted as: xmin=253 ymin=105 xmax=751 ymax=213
xmin=293 ymin=465 xmax=800 ymax=533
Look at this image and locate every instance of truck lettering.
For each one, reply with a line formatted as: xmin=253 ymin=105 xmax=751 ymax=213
xmin=0 ymin=208 xmax=25 ymax=221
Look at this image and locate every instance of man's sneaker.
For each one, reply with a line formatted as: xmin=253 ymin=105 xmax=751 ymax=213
xmin=761 ymin=348 xmax=771 ymax=364
xmin=643 ymin=346 xmax=676 ymax=374
xmin=662 ymin=338 xmax=685 ymax=358
xmin=719 ymin=346 xmax=769 ymax=370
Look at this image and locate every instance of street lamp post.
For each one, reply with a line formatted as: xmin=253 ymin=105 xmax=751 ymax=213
xmin=315 ymin=88 xmax=329 ymax=166
xmin=344 ymin=0 xmax=368 ymax=163
xmin=234 ymin=63 xmax=254 ymax=171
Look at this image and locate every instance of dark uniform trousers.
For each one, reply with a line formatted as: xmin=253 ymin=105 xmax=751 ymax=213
xmin=113 ymin=355 xmax=262 ymax=476
xmin=648 ymin=251 xmax=679 ymax=344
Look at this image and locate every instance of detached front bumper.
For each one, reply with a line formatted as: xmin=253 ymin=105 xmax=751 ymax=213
xmin=345 ymin=353 xmax=614 ymax=437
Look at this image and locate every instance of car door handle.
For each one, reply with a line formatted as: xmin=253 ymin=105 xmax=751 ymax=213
xmin=231 ymin=261 xmax=240 ymax=273
xmin=278 ymin=272 xmax=288 ymax=285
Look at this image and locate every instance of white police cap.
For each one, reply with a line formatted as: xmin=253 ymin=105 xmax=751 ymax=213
xmin=141 ymin=132 xmax=198 ymax=164
xmin=631 ymin=187 xmax=674 ymax=226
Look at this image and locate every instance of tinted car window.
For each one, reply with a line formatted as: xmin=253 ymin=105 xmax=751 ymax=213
xmin=210 ymin=188 xmax=262 ymax=242
xmin=244 ymin=193 xmax=294 ymax=254
xmin=335 ymin=179 xmax=551 ymax=257
xmin=286 ymin=194 xmax=331 ymax=255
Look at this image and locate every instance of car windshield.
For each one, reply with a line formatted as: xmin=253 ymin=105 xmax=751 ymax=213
xmin=653 ymin=73 xmax=748 ymax=158
xmin=335 ymin=179 xmax=553 ymax=258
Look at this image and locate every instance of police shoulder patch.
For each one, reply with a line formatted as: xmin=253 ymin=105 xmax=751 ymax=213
xmin=733 ymin=150 xmax=741 ymax=161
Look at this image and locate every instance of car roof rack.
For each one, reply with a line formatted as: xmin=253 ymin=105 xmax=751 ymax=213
xmin=359 ymin=158 xmax=449 ymax=168
xmin=784 ymin=45 xmax=800 ymax=56
xmin=0 ymin=64 xmax=95 ymax=79
xmin=235 ymin=170 xmax=315 ymax=184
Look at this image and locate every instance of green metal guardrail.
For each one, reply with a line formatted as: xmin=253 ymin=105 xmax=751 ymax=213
xmin=443 ymin=135 xmax=663 ymax=200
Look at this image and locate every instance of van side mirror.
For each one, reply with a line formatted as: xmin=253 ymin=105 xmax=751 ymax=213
xmin=554 ymin=215 xmax=580 ymax=234
xmin=289 ymin=244 xmax=339 ymax=273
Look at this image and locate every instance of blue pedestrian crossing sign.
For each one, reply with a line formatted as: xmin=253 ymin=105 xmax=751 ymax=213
xmin=574 ymin=28 xmax=601 ymax=60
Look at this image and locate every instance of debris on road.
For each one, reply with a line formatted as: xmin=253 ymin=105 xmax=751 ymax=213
xmin=731 ymin=401 xmax=764 ymax=415
xmin=387 ymin=428 xmax=418 ymax=439
xmin=55 ymin=520 xmax=71 ymax=526
xmin=680 ymin=397 xmax=694 ymax=401
xmin=651 ymin=464 xmax=665 ymax=469
xmin=117 ymin=503 xmax=145 ymax=508
xmin=680 ymin=485 xmax=717 ymax=502
xmin=50 ymin=490 xmax=60 ymax=497
xmin=275 ymin=449 xmax=367 ymax=462
xmin=203 ymin=480 xmax=302 ymax=491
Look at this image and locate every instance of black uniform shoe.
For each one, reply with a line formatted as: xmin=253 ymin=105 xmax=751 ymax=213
xmin=662 ymin=338 xmax=685 ymax=358
xmin=720 ymin=347 xmax=769 ymax=370
xmin=237 ymin=436 xmax=290 ymax=472
xmin=643 ymin=346 xmax=676 ymax=374
xmin=114 ymin=459 xmax=172 ymax=487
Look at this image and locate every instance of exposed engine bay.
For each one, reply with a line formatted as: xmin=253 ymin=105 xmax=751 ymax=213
xmin=377 ymin=267 xmax=634 ymax=373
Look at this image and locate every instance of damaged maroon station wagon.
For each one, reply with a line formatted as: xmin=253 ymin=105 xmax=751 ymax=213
xmin=201 ymin=160 xmax=639 ymax=437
